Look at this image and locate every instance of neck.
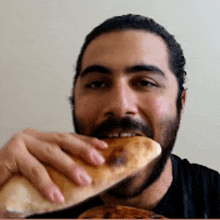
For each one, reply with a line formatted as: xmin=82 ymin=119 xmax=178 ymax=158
xmin=100 ymin=156 xmax=173 ymax=210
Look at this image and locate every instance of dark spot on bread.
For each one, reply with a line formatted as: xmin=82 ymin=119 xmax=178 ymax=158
xmin=106 ymin=146 xmax=131 ymax=167
xmin=103 ymin=211 xmax=111 ymax=218
xmin=134 ymin=142 xmax=140 ymax=148
xmin=144 ymin=141 xmax=152 ymax=150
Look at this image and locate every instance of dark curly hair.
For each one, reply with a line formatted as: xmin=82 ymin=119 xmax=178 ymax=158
xmin=71 ymin=14 xmax=187 ymax=114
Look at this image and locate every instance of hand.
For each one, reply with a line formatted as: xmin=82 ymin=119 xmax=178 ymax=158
xmin=0 ymin=128 xmax=108 ymax=203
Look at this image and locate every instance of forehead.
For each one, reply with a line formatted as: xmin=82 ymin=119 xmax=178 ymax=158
xmin=80 ymin=30 xmax=171 ymax=75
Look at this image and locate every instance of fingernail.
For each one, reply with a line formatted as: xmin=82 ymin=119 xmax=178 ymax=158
xmin=79 ymin=171 xmax=92 ymax=185
xmin=92 ymin=151 xmax=105 ymax=164
xmin=100 ymin=140 xmax=108 ymax=148
xmin=52 ymin=187 xmax=65 ymax=203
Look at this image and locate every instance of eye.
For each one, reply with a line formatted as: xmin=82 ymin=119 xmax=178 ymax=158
xmin=86 ymin=81 xmax=107 ymax=89
xmin=136 ymin=79 xmax=157 ymax=88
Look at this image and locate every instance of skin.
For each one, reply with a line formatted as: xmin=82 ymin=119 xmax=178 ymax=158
xmin=74 ymin=30 xmax=186 ymax=209
xmin=74 ymin=30 xmax=182 ymax=140
xmin=0 ymin=29 xmax=186 ymax=210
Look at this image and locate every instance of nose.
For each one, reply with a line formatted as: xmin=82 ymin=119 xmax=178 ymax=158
xmin=103 ymin=80 xmax=138 ymax=118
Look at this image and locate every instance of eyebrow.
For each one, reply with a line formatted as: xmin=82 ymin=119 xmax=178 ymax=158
xmin=80 ymin=65 xmax=111 ymax=78
xmin=80 ymin=64 xmax=166 ymax=78
xmin=126 ymin=64 xmax=166 ymax=78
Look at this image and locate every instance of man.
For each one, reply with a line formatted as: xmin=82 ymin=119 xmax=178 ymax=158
xmin=0 ymin=14 xmax=219 ymax=218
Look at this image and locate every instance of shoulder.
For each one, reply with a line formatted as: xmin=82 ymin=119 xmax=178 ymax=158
xmin=170 ymin=154 xmax=220 ymax=218
xmin=171 ymin=154 xmax=220 ymax=188
xmin=171 ymin=154 xmax=219 ymax=175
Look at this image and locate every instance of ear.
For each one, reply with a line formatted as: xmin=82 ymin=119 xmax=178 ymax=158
xmin=180 ymin=89 xmax=187 ymax=116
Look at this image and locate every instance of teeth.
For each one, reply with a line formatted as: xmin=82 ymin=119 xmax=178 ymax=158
xmin=120 ymin=133 xmax=135 ymax=137
xmin=107 ymin=133 xmax=137 ymax=138
xmin=108 ymin=134 xmax=120 ymax=138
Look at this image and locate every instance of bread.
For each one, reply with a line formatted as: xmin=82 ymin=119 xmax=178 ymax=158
xmin=78 ymin=205 xmax=168 ymax=219
xmin=0 ymin=136 xmax=161 ymax=218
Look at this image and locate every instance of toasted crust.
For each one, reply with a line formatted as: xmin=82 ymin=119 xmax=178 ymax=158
xmin=78 ymin=205 xmax=168 ymax=219
xmin=0 ymin=136 xmax=161 ymax=218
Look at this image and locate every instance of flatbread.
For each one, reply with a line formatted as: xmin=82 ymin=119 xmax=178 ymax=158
xmin=78 ymin=205 xmax=167 ymax=219
xmin=0 ymin=136 xmax=161 ymax=218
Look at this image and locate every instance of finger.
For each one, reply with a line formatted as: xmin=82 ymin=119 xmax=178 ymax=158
xmin=21 ymin=127 xmax=41 ymax=135
xmin=2 ymin=133 xmax=65 ymax=203
xmin=73 ymin=134 xmax=108 ymax=150
xmin=27 ymin=132 xmax=106 ymax=166
xmin=17 ymin=147 xmax=65 ymax=204
xmin=58 ymin=135 xmax=106 ymax=165
xmin=23 ymin=133 xmax=92 ymax=185
xmin=0 ymin=148 xmax=15 ymax=187
xmin=28 ymin=131 xmax=108 ymax=150
xmin=0 ymin=135 xmax=23 ymax=187
xmin=26 ymin=137 xmax=93 ymax=186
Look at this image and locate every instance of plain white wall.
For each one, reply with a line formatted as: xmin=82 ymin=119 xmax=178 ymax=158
xmin=1 ymin=0 xmax=220 ymax=171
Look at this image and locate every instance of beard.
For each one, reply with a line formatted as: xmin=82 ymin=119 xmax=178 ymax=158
xmin=73 ymin=112 xmax=180 ymax=199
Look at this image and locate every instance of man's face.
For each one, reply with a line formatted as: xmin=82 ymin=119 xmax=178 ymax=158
xmin=73 ymin=30 xmax=183 ymax=198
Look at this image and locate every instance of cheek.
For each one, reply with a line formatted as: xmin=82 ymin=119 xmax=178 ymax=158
xmin=74 ymin=96 xmax=102 ymax=134
xmin=148 ymin=96 xmax=177 ymax=118
xmin=143 ymin=96 xmax=177 ymax=143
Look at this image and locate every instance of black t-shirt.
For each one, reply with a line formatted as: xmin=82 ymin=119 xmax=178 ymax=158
xmin=29 ymin=154 xmax=220 ymax=218
xmin=152 ymin=154 xmax=220 ymax=218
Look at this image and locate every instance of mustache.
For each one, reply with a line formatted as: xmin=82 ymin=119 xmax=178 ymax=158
xmin=91 ymin=116 xmax=154 ymax=139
